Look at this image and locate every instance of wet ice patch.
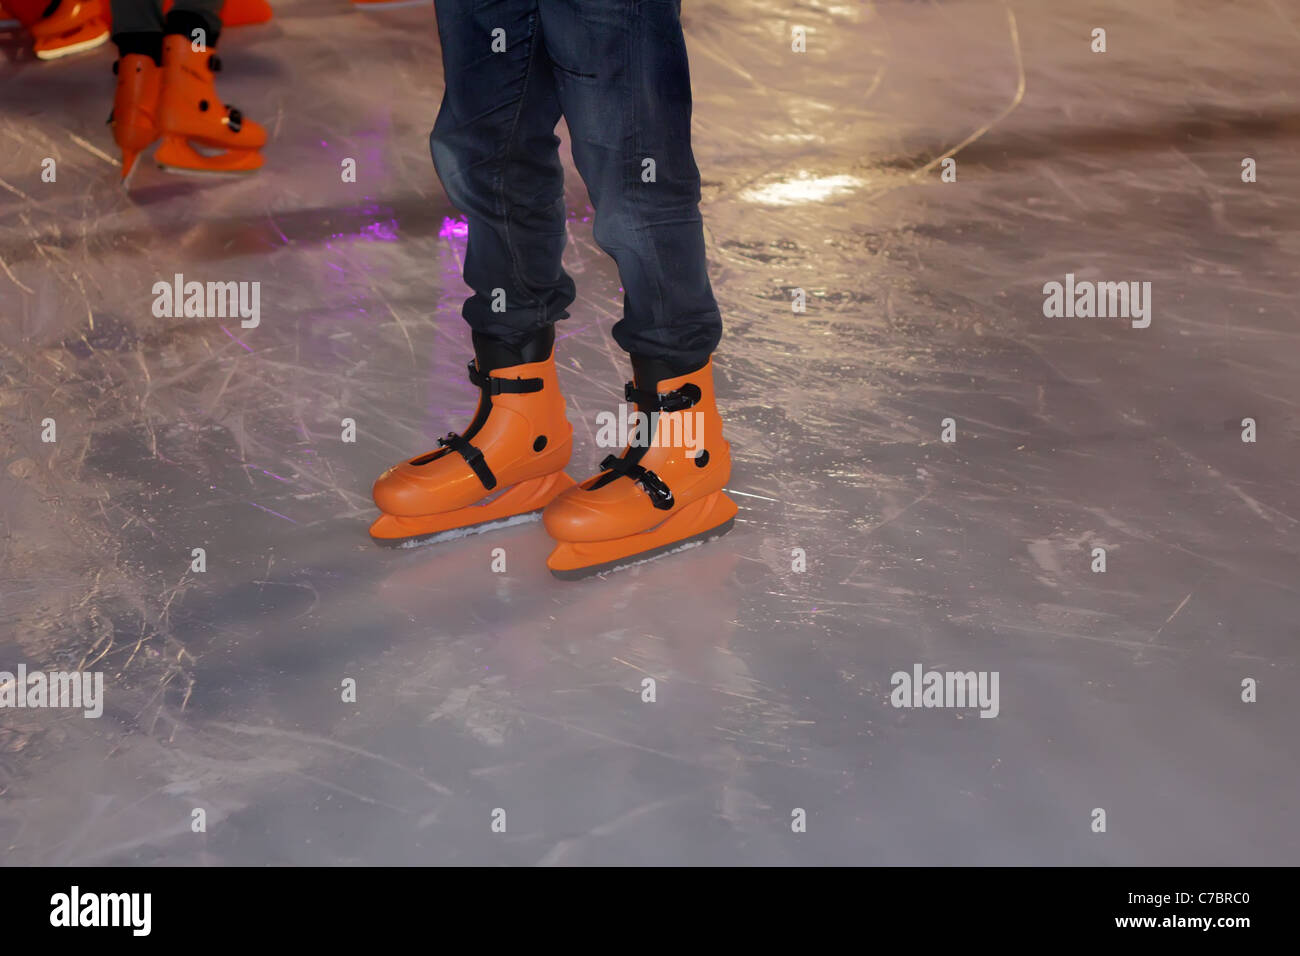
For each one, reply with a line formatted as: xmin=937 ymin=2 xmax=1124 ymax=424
xmin=425 ymin=683 xmax=510 ymax=747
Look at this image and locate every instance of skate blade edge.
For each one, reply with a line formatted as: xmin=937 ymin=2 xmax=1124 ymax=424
xmin=369 ymin=469 xmax=575 ymax=549
xmin=549 ymin=516 xmax=736 ymax=581
xmin=370 ymin=509 xmax=544 ymax=549
xmin=156 ymin=162 xmax=261 ymax=178
xmin=34 ymin=31 xmax=109 ymax=59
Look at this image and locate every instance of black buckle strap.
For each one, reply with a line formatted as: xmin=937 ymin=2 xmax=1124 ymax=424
xmin=467 ymin=361 xmax=544 ymax=395
xmin=623 ymin=381 xmax=699 ymax=413
xmin=600 ymin=454 xmax=675 ymax=510
xmin=438 ymin=432 xmax=497 ymax=490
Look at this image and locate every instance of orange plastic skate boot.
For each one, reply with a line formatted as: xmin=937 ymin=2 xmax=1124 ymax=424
xmin=351 ymin=0 xmax=432 ymax=9
xmin=110 ymin=54 xmax=163 ymax=185
xmin=543 ymin=356 xmax=737 ymax=579
xmin=370 ymin=327 xmax=577 ymax=547
xmin=2 ymin=0 xmax=44 ymax=30
xmin=101 ymin=1 xmax=273 ymax=30
xmin=155 ymin=33 xmax=266 ymax=174
xmin=158 ymin=0 xmax=273 ymax=27
xmin=30 ymin=0 xmax=108 ymax=60
xmin=214 ymin=0 xmax=273 ymax=26
xmin=0 ymin=0 xmax=34 ymax=29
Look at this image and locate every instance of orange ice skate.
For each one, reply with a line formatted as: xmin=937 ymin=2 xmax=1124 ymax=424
xmin=351 ymin=0 xmax=432 ymax=9
xmin=31 ymin=0 xmax=108 ymax=60
xmin=102 ymin=1 xmax=273 ymax=30
xmin=543 ymin=356 xmax=736 ymax=579
xmin=155 ymin=33 xmax=266 ymax=175
xmin=109 ymin=53 xmax=162 ymax=185
xmin=370 ymin=327 xmax=576 ymax=547
xmin=159 ymin=0 xmax=272 ymax=27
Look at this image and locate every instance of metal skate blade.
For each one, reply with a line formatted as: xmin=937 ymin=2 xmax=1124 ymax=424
xmin=156 ymin=162 xmax=260 ymax=178
xmin=34 ymin=30 xmax=110 ymax=59
xmin=120 ymin=157 xmax=141 ymax=191
xmin=371 ymin=509 xmax=543 ymax=550
xmin=549 ymin=517 xmax=735 ymax=581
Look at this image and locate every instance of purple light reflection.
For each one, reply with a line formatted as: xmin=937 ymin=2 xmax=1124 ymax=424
xmin=440 ymin=217 xmax=469 ymax=239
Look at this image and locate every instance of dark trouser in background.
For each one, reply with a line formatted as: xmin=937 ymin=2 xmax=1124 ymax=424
xmin=430 ymin=0 xmax=722 ymax=372
xmin=111 ymin=0 xmax=222 ymax=59
xmin=110 ymin=0 xmax=221 ymax=34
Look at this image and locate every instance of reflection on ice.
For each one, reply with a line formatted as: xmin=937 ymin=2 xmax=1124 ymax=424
xmin=740 ymin=172 xmax=865 ymax=206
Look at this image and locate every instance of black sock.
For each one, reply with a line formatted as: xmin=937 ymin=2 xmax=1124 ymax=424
xmin=471 ymin=326 xmax=555 ymax=372
xmin=113 ymin=32 xmax=163 ymax=66
xmin=163 ymin=9 xmax=221 ymax=48
xmin=631 ymin=354 xmax=708 ymax=385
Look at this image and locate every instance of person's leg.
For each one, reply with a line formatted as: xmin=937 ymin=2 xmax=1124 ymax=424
xmin=110 ymin=0 xmax=161 ymax=37
xmin=109 ymin=1 xmax=164 ymax=183
xmin=110 ymin=0 xmax=163 ymax=63
xmin=428 ymin=0 xmax=573 ymax=349
xmin=369 ymin=0 xmax=577 ymax=545
xmin=163 ymin=0 xmax=221 ymax=47
xmin=539 ymin=0 xmax=721 ymax=373
xmin=538 ymin=0 xmax=734 ymax=577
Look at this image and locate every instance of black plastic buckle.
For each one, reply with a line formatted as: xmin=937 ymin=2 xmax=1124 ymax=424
xmin=468 ymin=361 xmax=542 ymax=395
xmin=637 ymin=468 xmax=675 ymax=510
xmin=439 ymin=432 xmax=479 ymax=463
xmin=658 ymin=388 xmax=697 ymax=413
xmin=438 ymin=432 xmax=495 ymax=489
xmin=623 ymin=381 xmax=697 ymax=413
xmin=600 ymin=455 xmax=674 ymax=510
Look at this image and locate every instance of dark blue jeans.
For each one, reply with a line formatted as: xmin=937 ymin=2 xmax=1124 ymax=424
xmin=430 ymin=0 xmax=721 ymax=368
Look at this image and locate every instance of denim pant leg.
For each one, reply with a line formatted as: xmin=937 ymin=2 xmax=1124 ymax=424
xmin=430 ymin=0 xmax=574 ymax=347
xmin=539 ymin=0 xmax=721 ymax=368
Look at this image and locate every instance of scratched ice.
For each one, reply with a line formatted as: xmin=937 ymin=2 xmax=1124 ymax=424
xmin=0 ymin=0 xmax=1297 ymax=864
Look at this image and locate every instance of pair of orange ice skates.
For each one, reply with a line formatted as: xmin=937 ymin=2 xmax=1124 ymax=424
xmin=370 ymin=329 xmax=737 ymax=579
xmin=111 ymin=33 xmax=266 ymax=182
xmin=4 ymin=0 xmax=270 ymax=61
xmin=4 ymin=0 xmax=269 ymax=178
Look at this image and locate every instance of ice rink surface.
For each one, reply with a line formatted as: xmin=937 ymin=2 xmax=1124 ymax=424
xmin=1 ymin=0 xmax=1297 ymax=865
